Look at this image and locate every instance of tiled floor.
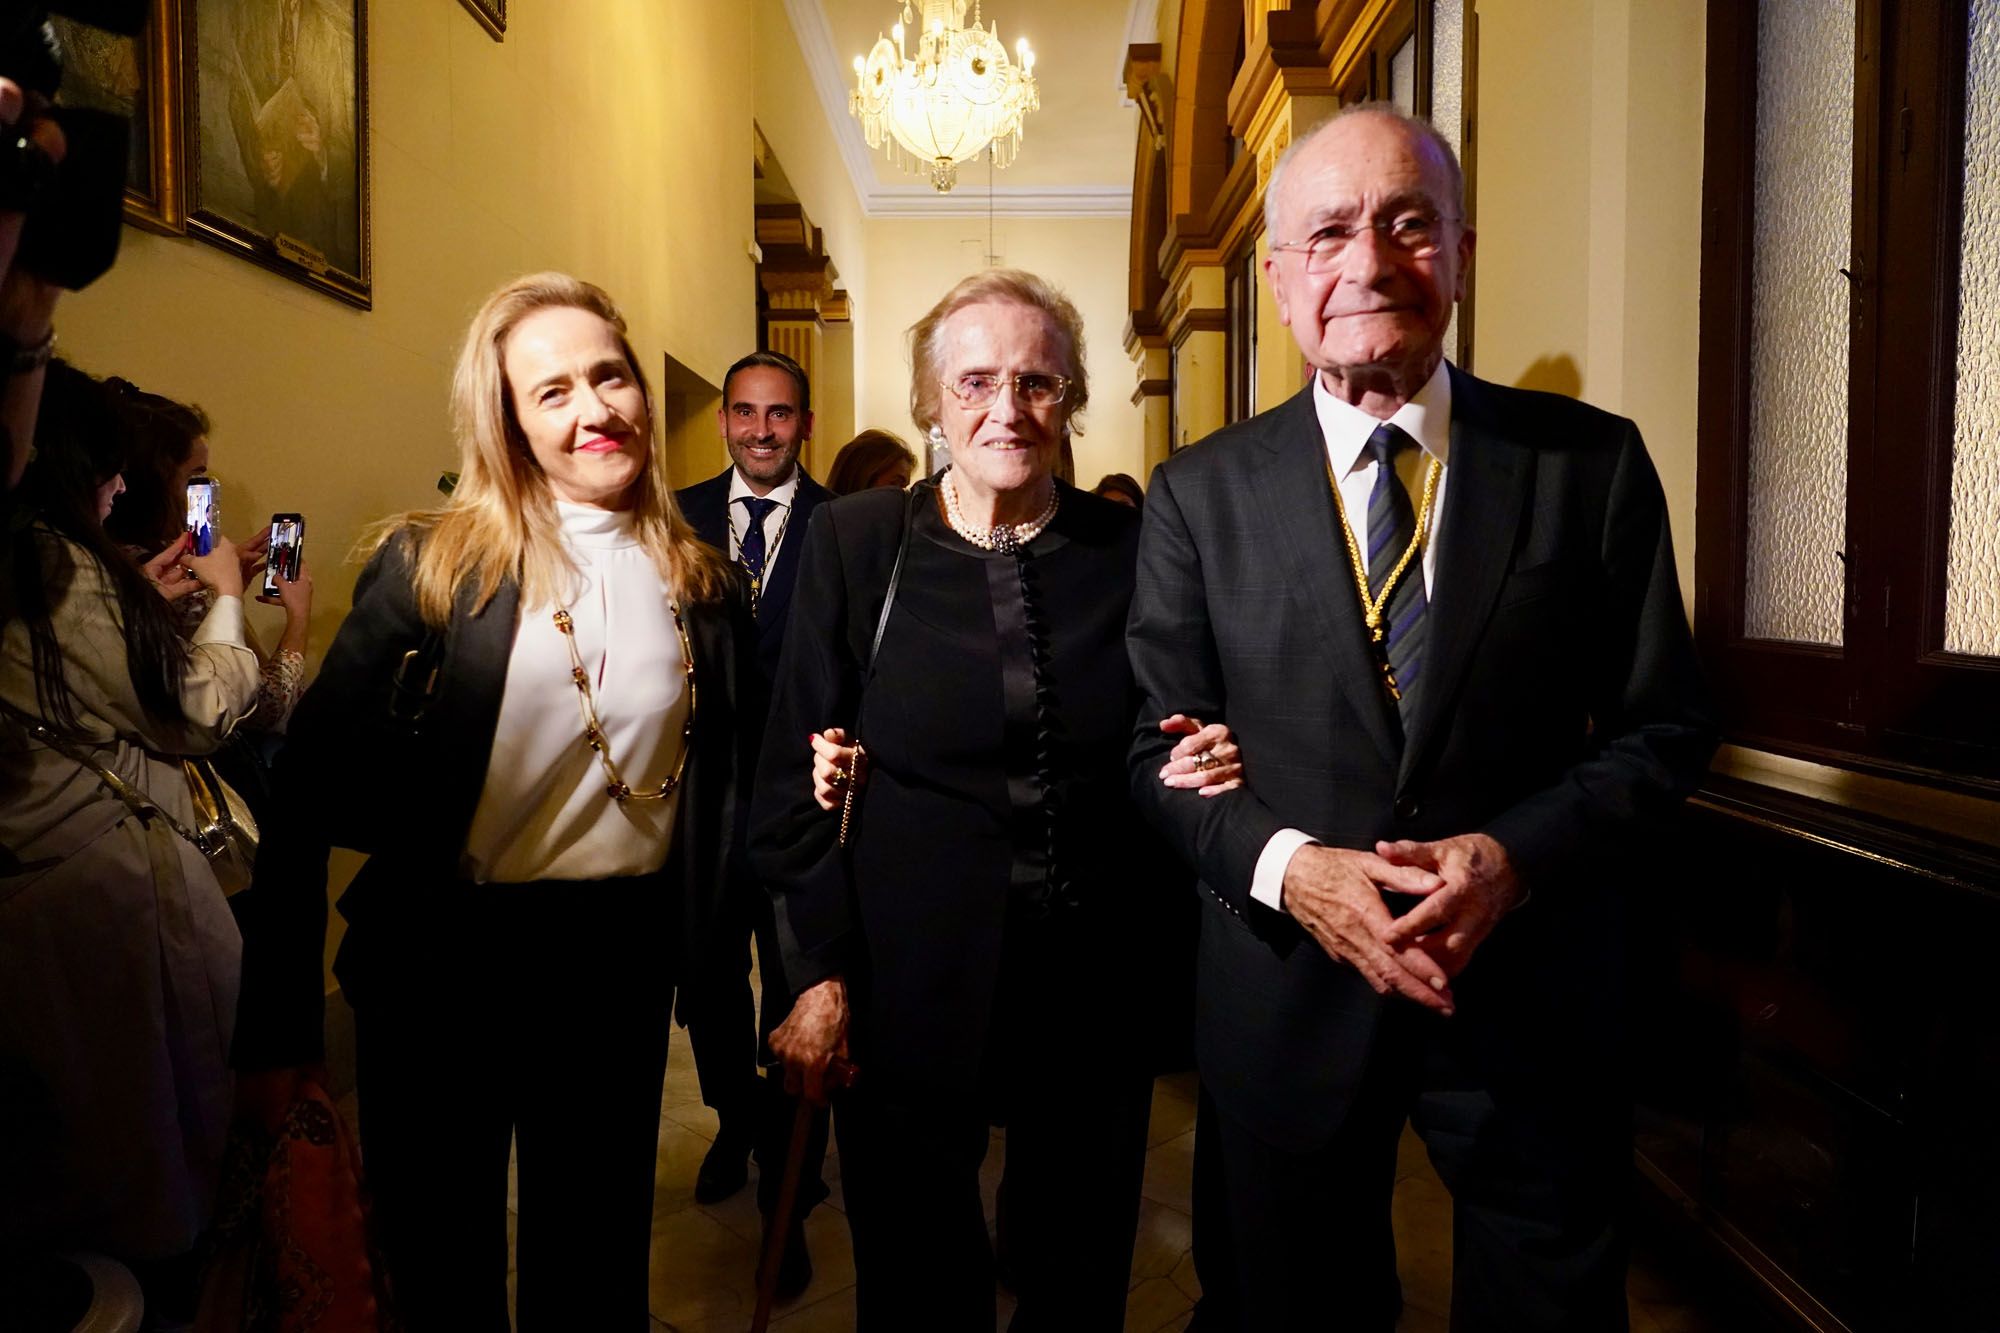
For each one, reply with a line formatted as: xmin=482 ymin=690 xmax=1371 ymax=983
xmin=633 ymin=1051 xmax=1772 ymax=1333
xmin=343 ymin=985 xmax=1780 ymax=1332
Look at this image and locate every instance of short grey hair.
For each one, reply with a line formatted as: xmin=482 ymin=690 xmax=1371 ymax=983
xmin=907 ymin=268 xmax=1089 ymax=438
xmin=1262 ymin=103 xmax=1466 ymax=242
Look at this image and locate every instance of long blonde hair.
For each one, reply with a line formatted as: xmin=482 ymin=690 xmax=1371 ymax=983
xmin=369 ymin=272 xmax=731 ymax=626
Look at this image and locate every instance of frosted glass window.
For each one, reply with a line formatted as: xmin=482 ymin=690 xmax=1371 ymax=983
xmin=1390 ymin=36 xmax=1417 ymax=117
xmin=1430 ymin=0 xmax=1462 ymax=161
xmin=1429 ymin=0 xmax=1464 ymax=359
xmin=1947 ymin=0 xmax=2000 ymax=657
xmin=1742 ymin=0 xmax=1855 ymax=646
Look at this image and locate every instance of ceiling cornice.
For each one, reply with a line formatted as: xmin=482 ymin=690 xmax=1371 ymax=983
xmin=781 ymin=0 xmax=882 ymax=211
xmin=782 ymin=0 xmax=1133 ymax=219
xmin=866 ymin=185 xmax=1132 ymax=217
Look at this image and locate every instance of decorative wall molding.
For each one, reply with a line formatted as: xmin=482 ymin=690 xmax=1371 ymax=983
xmin=782 ymin=0 xmax=1133 ymax=219
xmin=1120 ymin=0 xmax=1161 ymax=103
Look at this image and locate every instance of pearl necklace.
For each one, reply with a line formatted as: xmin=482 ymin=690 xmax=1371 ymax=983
xmin=941 ymin=469 xmax=1060 ymax=553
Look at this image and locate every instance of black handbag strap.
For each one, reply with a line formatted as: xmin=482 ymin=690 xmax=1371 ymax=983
xmin=839 ymin=482 xmax=928 ymax=849
xmin=862 ymin=480 xmax=928 ymax=681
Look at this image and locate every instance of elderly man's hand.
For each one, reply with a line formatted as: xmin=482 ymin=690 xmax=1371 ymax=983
xmin=1280 ymin=845 xmax=1455 ymax=1015
xmin=1375 ymin=833 xmax=1523 ymax=979
xmin=769 ymin=976 xmax=852 ymax=1106
xmin=1156 ymin=714 xmax=1245 ymax=797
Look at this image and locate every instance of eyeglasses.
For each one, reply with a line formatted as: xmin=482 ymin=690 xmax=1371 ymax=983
xmin=942 ymin=372 xmax=1071 ymax=409
xmin=1270 ymin=212 xmax=1461 ymax=273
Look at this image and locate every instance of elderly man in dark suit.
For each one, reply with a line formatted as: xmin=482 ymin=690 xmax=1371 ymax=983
xmin=1129 ymin=105 xmax=1715 ymax=1330
xmin=675 ymin=349 xmax=831 ymax=1296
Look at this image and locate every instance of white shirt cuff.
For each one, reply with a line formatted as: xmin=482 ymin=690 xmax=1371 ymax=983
xmin=194 ymin=593 xmax=248 ymax=648
xmin=1251 ymin=828 xmax=1317 ymax=911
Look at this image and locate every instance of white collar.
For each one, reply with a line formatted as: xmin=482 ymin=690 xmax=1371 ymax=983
xmin=727 ymin=467 xmax=800 ymax=510
xmin=1313 ymin=359 xmax=1454 ymax=479
xmin=554 ymin=499 xmax=639 ymax=550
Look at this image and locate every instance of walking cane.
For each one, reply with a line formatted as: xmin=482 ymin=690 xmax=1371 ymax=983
xmin=749 ymin=1059 xmax=854 ymax=1333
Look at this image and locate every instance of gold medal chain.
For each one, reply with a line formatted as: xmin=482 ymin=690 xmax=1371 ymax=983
xmin=1323 ymin=454 xmax=1442 ymax=700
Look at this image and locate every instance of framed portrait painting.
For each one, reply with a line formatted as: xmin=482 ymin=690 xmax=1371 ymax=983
xmin=459 ymin=0 xmax=504 ymax=40
xmin=183 ymin=0 xmax=371 ymax=307
xmin=51 ymin=0 xmax=186 ymax=233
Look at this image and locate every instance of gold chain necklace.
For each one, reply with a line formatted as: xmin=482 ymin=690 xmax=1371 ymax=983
xmin=1324 ymin=453 xmax=1442 ymax=701
xmin=552 ymin=604 xmax=695 ymax=802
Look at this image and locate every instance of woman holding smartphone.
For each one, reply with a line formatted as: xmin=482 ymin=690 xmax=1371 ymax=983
xmin=105 ymin=384 xmax=316 ymax=740
xmin=0 ymin=362 xmax=259 ymax=1320
xmin=232 ymin=272 xmax=751 ymax=1330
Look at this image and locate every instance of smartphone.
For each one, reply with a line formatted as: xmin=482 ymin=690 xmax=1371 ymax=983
xmin=263 ymin=513 xmax=305 ymax=597
xmin=184 ymin=476 xmax=219 ymax=556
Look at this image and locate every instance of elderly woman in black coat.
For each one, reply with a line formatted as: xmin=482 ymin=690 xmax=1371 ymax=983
xmin=750 ymin=268 xmax=1239 ymax=1331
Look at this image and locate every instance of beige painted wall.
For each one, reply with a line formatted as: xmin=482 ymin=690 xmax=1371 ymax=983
xmin=54 ymin=0 xmax=759 ymax=979
xmin=856 ymin=216 xmax=1146 ymax=489
xmin=753 ymin=0 xmax=870 ymax=482
xmin=1470 ymin=0 xmax=1706 ymax=605
xmin=58 ymin=0 xmax=759 ymax=670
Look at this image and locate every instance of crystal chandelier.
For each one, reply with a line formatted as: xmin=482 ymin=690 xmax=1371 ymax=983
xmin=850 ymin=0 xmax=1040 ymax=194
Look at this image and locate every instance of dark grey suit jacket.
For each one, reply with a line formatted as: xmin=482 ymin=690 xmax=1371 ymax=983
xmin=1128 ymin=366 xmax=1715 ymax=1152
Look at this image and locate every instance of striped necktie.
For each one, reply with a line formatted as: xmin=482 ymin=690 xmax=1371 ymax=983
xmin=738 ymin=496 xmax=780 ymax=583
xmin=1365 ymin=422 xmax=1428 ymax=716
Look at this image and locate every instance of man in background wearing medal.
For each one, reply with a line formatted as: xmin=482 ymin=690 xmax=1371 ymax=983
xmin=1127 ymin=105 xmax=1714 ymax=1330
xmin=676 ymin=349 xmax=832 ymax=1296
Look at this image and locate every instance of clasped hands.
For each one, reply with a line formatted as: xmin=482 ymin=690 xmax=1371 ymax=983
xmin=1279 ymin=832 xmax=1522 ymax=1017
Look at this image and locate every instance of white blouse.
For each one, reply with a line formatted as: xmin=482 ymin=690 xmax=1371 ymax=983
xmin=462 ymin=503 xmax=689 ymax=884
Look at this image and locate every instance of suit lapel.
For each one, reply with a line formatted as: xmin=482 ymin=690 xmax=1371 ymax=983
xmin=437 ymin=577 xmax=521 ymax=844
xmin=1397 ymin=367 xmax=1532 ymax=789
xmin=679 ymin=470 xmax=731 ymax=552
xmin=1255 ymin=386 xmax=1403 ymax=767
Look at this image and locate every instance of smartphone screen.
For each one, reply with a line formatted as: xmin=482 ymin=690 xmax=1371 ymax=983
xmin=184 ymin=477 xmax=219 ymax=556
xmin=264 ymin=514 xmax=305 ymax=597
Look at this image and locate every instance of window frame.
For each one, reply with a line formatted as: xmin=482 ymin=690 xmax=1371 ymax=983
xmin=1695 ymin=0 xmax=2000 ymax=791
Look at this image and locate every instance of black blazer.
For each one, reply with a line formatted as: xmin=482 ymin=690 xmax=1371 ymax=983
xmin=1127 ymin=367 xmax=1716 ymax=1152
xmin=676 ymin=466 xmax=832 ymax=687
xmin=232 ymin=533 xmax=754 ymax=1070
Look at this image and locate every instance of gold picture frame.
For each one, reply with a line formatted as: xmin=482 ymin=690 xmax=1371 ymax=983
xmin=459 ymin=0 xmax=505 ymax=40
xmin=51 ymin=0 xmax=186 ymax=235
xmin=182 ymin=0 xmax=372 ymax=308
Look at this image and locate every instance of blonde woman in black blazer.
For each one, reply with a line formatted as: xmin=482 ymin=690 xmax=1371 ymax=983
xmin=233 ymin=273 xmax=751 ymax=1331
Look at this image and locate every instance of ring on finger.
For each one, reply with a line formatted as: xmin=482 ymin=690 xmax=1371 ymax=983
xmin=1192 ymin=751 xmax=1219 ymax=772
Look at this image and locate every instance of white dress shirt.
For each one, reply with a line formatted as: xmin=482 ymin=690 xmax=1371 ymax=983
xmin=725 ymin=468 xmax=801 ymax=564
xmin=1248 ymin=360 xmax=1455 ymax=911
xmin=462 ymin=502 xmax=689 ymax=884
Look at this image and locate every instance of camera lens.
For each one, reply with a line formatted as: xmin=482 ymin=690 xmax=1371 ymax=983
xmin=0 ymin=125 xmax=55 ymax=213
